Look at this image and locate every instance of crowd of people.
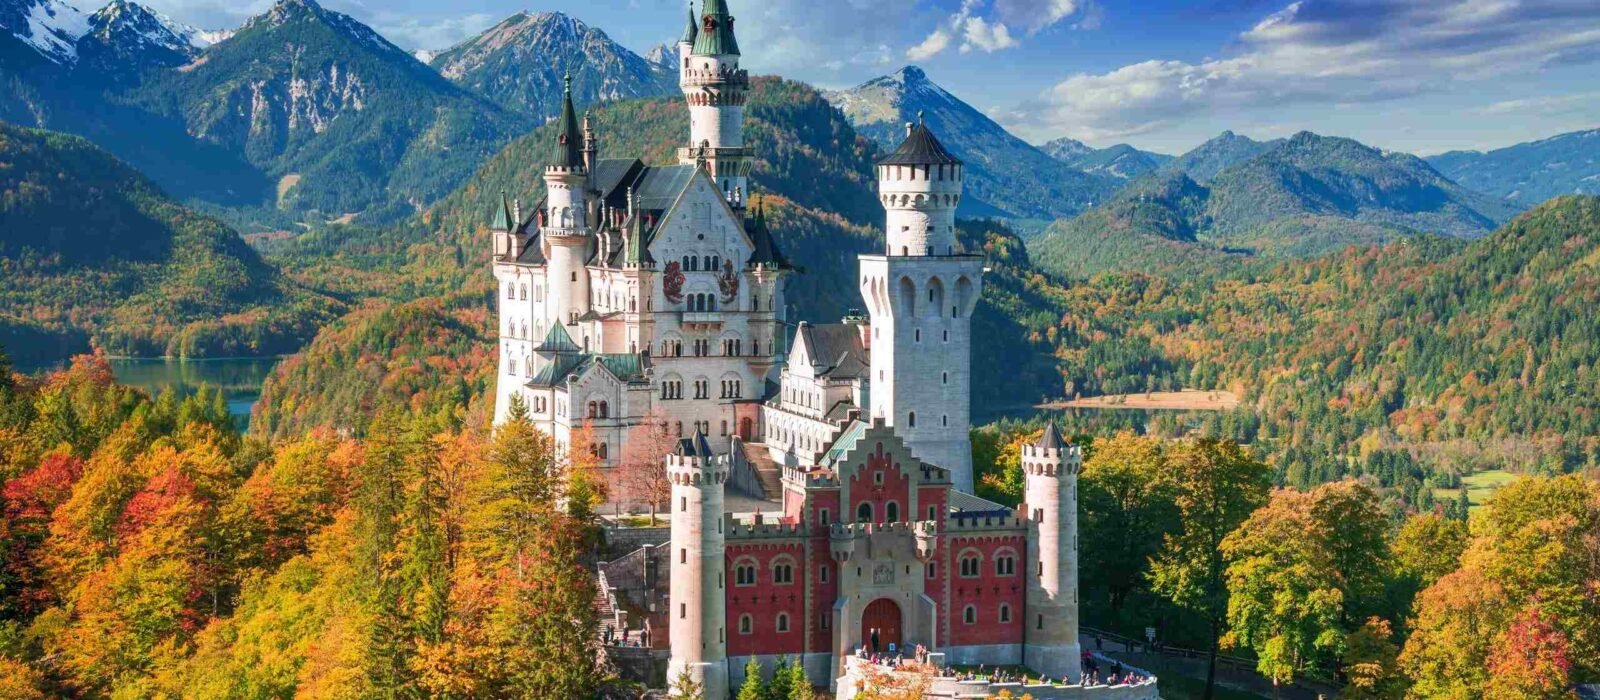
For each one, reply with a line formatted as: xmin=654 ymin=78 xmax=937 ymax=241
xmin=853 ymin=650 xmax=1150 ymax=690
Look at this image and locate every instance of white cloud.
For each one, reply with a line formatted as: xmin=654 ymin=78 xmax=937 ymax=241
xmin=1007 ymin=0 xmax=1600 ymax=141
xmin=907 ymin=28 xmax=953 ymax=61
xmin=372 ymin=12 xmax=496 ymax=50
xmin=905 ymin=0 xmax=1080 ymax=60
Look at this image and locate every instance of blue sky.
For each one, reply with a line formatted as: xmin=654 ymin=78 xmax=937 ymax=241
xmin=139 ymin=0 xmax=1600 ymax=156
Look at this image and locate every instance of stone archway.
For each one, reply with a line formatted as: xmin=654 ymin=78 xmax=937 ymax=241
xmin=862 ymin=598 xmax=902 ymax=653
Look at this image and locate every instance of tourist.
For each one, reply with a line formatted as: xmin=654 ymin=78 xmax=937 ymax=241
xmin=870 ymin=628 xmax=880 ymax=654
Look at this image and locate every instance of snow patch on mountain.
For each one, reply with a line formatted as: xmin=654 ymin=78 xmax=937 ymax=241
xmin=13 ymin=0 xmax=90 ymax=64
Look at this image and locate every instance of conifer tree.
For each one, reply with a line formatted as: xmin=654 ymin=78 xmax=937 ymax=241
xmin=736 ymin=658 xmax=766 ymax=700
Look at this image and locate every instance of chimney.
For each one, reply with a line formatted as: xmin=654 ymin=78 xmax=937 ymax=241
xmin=905 ymin=122 xmax=914 ymax=138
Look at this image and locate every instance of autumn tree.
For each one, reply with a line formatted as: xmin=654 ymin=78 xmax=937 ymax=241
xmin=1339 ymin=617 xmax=1405 ymax=700
xmin=1485 ymin=607 xmax=1578 ymax=700
xmin=620 ymin=408 xmax=677 ymax=524
xmin=1078 ymin=432 xmax=1178 ymax=615
xmin=1149 ymin=438 xmax=1272 ymax=700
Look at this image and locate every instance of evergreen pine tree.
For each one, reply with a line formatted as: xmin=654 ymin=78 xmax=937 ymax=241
xmin=736 ymin=658 xmax=766 ymax=700
xmin=768 ymin=656 xmax=793 ymax=699
xmin=789 ymin=660 xmax=815 ymax=700
xmin=1455 ymin=487 xmax=1471 ymax=520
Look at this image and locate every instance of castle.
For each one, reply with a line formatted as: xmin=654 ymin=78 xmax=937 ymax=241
xmin=489 ymin=1 xmax=1100 ymax=696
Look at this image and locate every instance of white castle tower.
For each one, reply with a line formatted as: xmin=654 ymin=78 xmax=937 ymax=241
xmin=1022 ymin=424 xmax=1082 ymax=683
xmin=666 ymin=433 xmax=729 ymax=699
xmin=861 ymin=118 xmax=984 ymax=490
xmin=543 ymin=76 xmax=593 ymax=330
xmin=679 ymin=0 xmax=751 ymax=209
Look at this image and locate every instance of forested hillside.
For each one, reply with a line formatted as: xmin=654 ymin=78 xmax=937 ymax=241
xmin=0 ymin=124 xmax=341 ymax=362
xmin=1015 ymin=196 xmax=1600 ymax=488
xmin=1031 ymin=131 xmax=1524 ymax=275
xmin=1429 ymin=127 xmax=1600 ymax=207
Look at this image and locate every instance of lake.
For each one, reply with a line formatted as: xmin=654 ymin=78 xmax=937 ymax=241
xmin=19 ymin=357 xmax=282 ymax=432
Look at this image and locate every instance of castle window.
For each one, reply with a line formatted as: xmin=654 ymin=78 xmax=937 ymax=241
xmin=739 ymin=614 xmax=753 ymax=634
xmin=928 ymin=505 xmax=938 ymax=520
xmin=681 ymin=603 xmax=686 ymax=619
xmin=819 ymin=508 xmax=830 ymax=525
xmin=874 ymin=471 xmax=884 ymax=485
xmin=963 ymin=605 xmax=977 ymax=624
xmin=1037 ymin=614 xmax=1044 ymax=630
xmin=942 ymin=415 xmax=948 ymax=427
xmin=681 ymin=496 xmax=687 ymax=512
xmin=926 ymin=562 xmax=936 ymax=579
xmin=943 ymin=330 xmax=949 ymax=342
xmin=914 ymin=329 xmax=921 ymax=343
xmin=570 ymin=272 xmax=577 ymax=282
xmin=959 ymin=551 xmax=981 ymax=578
xmin=776 ymin=613 xmax=790 ymax=633
xmin=820 ymin=565 xmax=829 ymax=583
xmin=857 ymin=502 xmax=873 ymax=523
xmin=680 ymin=548 xmax=686 ymax=564
xmin=907 ymin=412 xmax=917 ymax=428
xmin=996 ymin=553 xmax=1016 ymax=576
xmin=942 ymin=372 xmax=948 ymax=384
xmin=599 ymin=401 xmax=608 ymax=418
xmin=735 ymin=560 xmax=758 ymax=586
xmin=885 ymin=502 xmax=899 ymax=523
xmin=506 ymin=284 xmax=514 ymax=299
xmin=999 ymin=604 xmax=1012 ymax=623
xmin=773 ymin=561 xmax=794 ymax=585
xmin=821 ymin=613 xmax=831 ymax=630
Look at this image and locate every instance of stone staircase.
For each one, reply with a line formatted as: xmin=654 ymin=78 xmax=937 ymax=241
xmin=740 ymin=442 xmax=784 ymax=500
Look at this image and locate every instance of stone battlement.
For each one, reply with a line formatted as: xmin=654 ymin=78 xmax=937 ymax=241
xmin=946 ymin=513 xmax=1027 ymax=533
xmin=724 ymin=516 xmax=808 ymax=541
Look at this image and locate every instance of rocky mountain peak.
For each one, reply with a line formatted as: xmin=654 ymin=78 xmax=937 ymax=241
xmin=83 ymin=0 xmax=210 ymax=65
xmin=1 ymin=0 xmax=89 ymax=65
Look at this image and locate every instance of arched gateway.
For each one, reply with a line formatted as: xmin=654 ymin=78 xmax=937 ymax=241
xmin=861 ymin=598 xmax=902 ymax=652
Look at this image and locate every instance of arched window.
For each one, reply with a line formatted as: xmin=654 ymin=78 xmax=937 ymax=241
xmin=598 ymin=401 xmax=608 ymax=418
xmin=739 ymin=614 xmax=753 ymax=634
xmin=598 ymin=443 xmax=608 ymax=459
xmin=506 ymin=283 xmax=514 ymax=299
xmin=776 ymin=613 xmax=790 ymax=633
xmin=857 ymin=502 xmax=873 ymax=523
xmin=885 ymin=502 xmax=899 ymax=523
xmin=735 ymin=559 xmax=758 ymax=586
xmin=963 ymin=605 xmax=977 ymax=624
xmin=587 ymin=401 xmax=598 ymax=418
xmin=908 ymin=411 xmax=917 ymax=428
xmin=959 ymin=551 xmax=981 ymax=578
xmin=772 ymin=558 xmax=795 ymax=584
xmin=999 ymin=604 xmax=1012 ymax=623
xmin=995 ymin=552 xmax=1017 ymax=576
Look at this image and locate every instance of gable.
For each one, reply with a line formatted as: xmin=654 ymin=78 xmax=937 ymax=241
xmin=647 ymin=169 xmax=754 ymax=263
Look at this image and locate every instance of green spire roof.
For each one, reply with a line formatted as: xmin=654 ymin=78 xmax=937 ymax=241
xmin=551 ymin=74 xmax=584 ymax=169
xmin=692 ymin=0 xmax=739 ymax=56
xmin=490 ymin=191 xmax=512 ymax=230
xmin=625 ymin=192 xmax=654 ymax=266
xmin=680 ymin=2 xmax=698 ymax=44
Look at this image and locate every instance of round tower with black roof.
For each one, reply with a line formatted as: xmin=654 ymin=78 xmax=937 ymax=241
xmin=544 ymin=75 xmax=593 ymax=329
xmin=861 ymin=119 xmax=984 ymax=491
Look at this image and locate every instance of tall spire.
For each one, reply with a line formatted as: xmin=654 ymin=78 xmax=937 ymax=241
xmin=680 ymin=1 xmax=698 ymax=44
xmin=693 ymin=0 xmax=739 ymax=56
xmin=551 ymin=73 xmax=584 ymax=170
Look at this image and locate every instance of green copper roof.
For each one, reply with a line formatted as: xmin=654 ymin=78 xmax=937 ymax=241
xmin=551 ymin=74 xmax=584 ymax=169
xmin=595 ymin=354 xmax=646 ymax=381
xmin=821 ymin=420 xmax=868 ymax=466
xmin=536 ymin=322 xmax=581 ymax=353
xmin=680 ymin=2 xmax=698 ymax=44
xmin=692 ymin=0 xmax=739 ymax=56
xmin=625 ymin=205 xmax=654 ymax=266
xmin=490 ymin=192 xmax=512 ymax=230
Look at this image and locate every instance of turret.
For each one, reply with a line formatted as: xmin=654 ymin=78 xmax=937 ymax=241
xmin=1021 ymin=424 xmax=1082 ymax=683
xmin=877 ymin=113 xmax=963 ymax=257
xmin=861 ymin=119 xmax=982 ymax=490
xmin=679 ymin=0 xmax=751 ymax=209
xmin=676 ymin=2 xmax=697 ymax=74
xmin=543 ymin=74 xmax=592 ymax=327
xmin=666 ymin=433 xmax=729 ymax=699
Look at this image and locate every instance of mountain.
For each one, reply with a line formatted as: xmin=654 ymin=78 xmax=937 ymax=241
xmin=1040 ymin=137 xmax=1172 ymax=181
xmin=1161 ymin=130 xmax=1280 ymax=182
xmin=0 ymin=0 xmax=87 ymax=67
xmin=642 ymin=42 xmax=674 ymax=70
xmin=825 ymin=65 xmax=1114 ymax=220
xmin=430 ymin=12 xmax=677 ymax=121
xmin=1030 ymin=171 xmax=1248 ymax=278
xmin=77 ymin=0 xmax=211 ymax=81
xmin=0 ymin=123 xmax=340 ymax=362
xmin=129 ymin=0 xmax=528 ymax=218
xmin=1031 ymin=131 xmax=1522 ymax=273
xmin=1427 ymin=128 xmax=1600 ymax=207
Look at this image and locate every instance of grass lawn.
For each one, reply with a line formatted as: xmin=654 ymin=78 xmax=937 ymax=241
xmin=1433 ymin=469 xmax=1519 ymax=511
